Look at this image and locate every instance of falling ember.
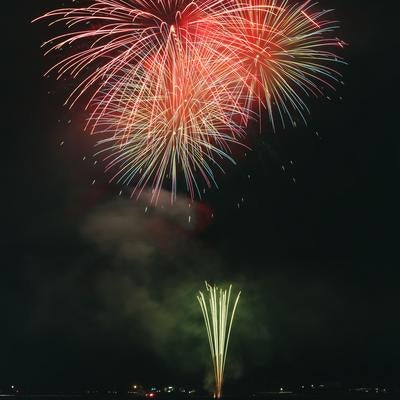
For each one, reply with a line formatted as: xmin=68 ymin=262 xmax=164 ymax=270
xmin=197 ymin=282 xmax=241 ymax=399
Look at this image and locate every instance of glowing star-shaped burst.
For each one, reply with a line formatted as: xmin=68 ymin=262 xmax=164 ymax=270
xmin=92 ymin=34 xmax=249 ymax=203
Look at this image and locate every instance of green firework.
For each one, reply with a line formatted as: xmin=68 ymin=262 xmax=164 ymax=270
xmin=197 ymin=282 xmax=241 ymax=398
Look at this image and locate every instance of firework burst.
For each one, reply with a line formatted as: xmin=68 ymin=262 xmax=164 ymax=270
xmin=92 ymin=34 xmax=249 ymax=203
xmin=208 ymin=0 xmax=346 ymax=129
xmin=34 ymin=0 xmax=345 ymax=201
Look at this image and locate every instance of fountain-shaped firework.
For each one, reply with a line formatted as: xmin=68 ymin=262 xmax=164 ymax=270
xmin=197 ymin=282 xmax=241 ymax=398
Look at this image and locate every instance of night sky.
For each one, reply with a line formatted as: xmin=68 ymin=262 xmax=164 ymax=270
xmin=2 ymin=0 xmax=399 ymax=391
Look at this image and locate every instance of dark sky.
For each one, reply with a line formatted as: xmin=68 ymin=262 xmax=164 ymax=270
xmin=2 ymin=0 xmax=399 ymax=391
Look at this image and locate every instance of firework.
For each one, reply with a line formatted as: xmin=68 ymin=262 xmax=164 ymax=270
xmin=92 ymin=34 xmax=249 ymax=203
xmin=34 ymin=0 xmax=251 ymax=201
xmin=197 ymin=282 xmax=241 ymax=399
xmin=34 ymin=0 xmax=345 ymax=201
xmin=208 ymin=0 xmax=346 ymax=129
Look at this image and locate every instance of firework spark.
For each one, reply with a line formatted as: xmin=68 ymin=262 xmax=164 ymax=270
xmin=197 ymin=282 xmax=241 ymax=399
